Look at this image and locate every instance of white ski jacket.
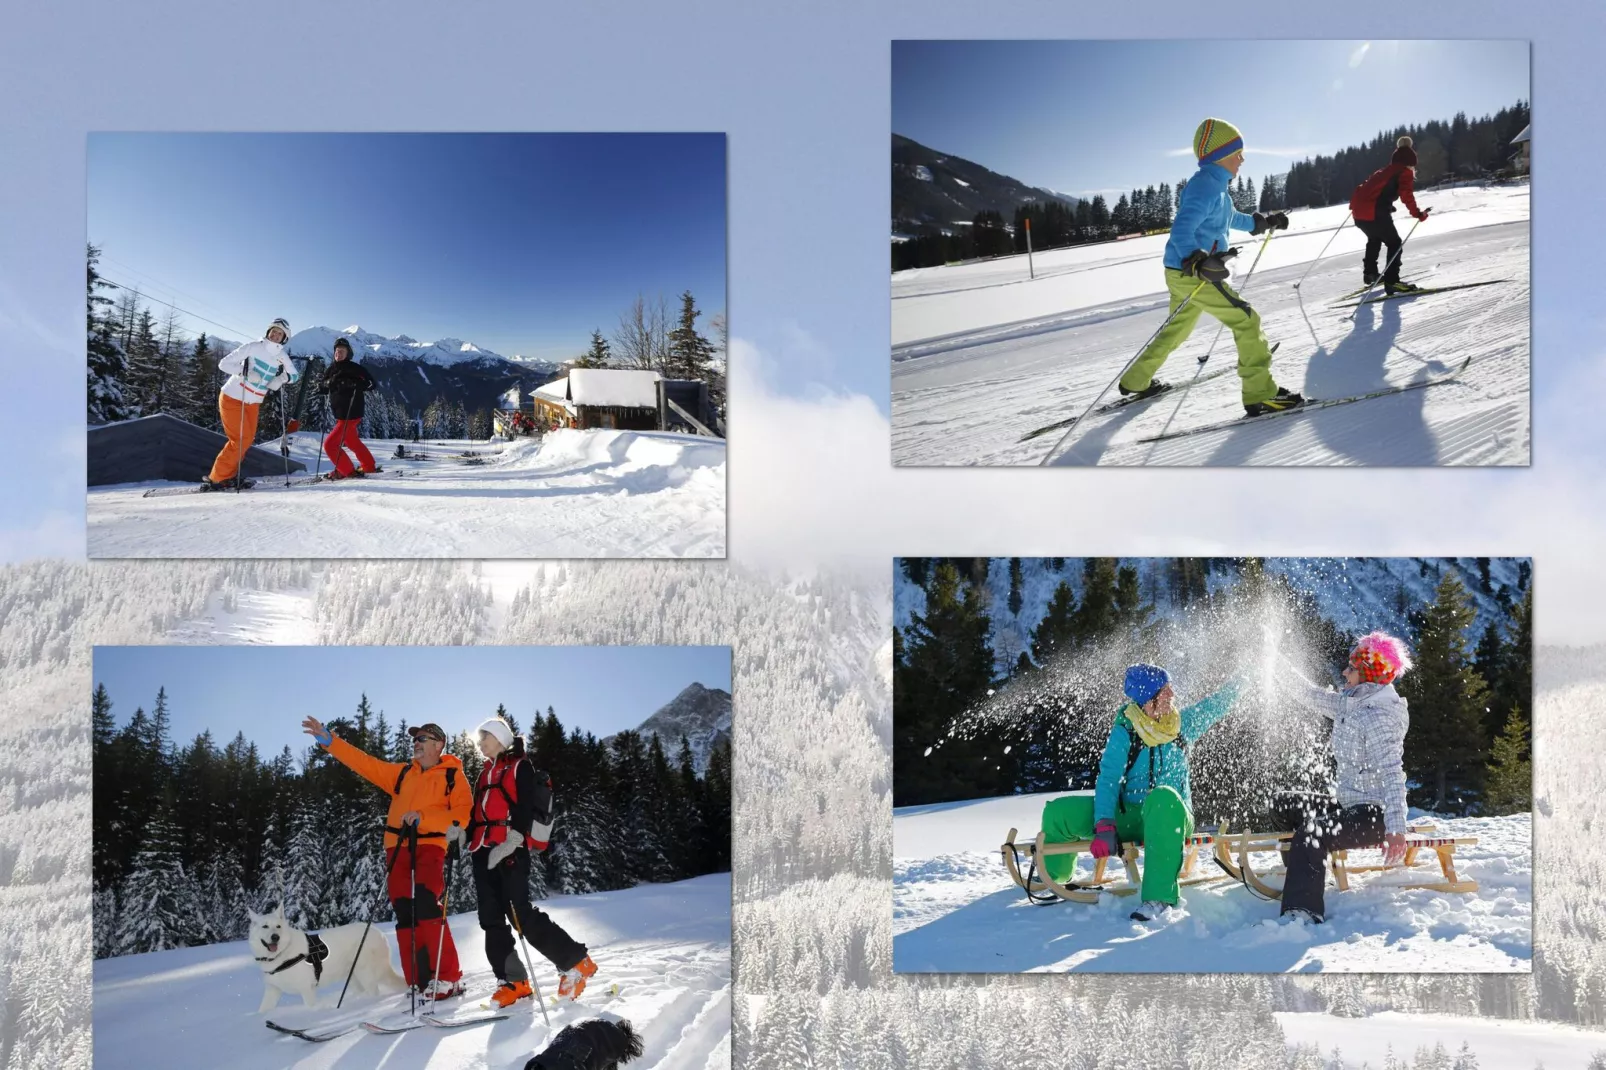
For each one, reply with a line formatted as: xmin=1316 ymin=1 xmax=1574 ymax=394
xmin=218 ymin=339 xmax=300 ymax=403
xmin=1286 ymin=678 xmax=1410 ymax=834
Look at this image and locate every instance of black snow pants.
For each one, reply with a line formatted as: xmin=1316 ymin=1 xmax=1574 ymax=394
xmin=1273 ymin=792 xmax=1387 ymax=922
xmin=1355 ymin=216 xmax=1404 ymax=286
xmin=472 ymin=845 xmax=588 ymax=982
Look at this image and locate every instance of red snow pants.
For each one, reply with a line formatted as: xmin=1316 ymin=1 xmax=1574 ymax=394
xmin=323 ymin=419 xmax=376 ymax=477
xmin=388 ymin=842 xmax=461 ymax=986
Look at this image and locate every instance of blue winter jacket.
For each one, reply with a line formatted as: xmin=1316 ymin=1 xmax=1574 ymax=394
xmin=1163 ymin=163 xmax=1257 ymax=271
xmin=1092 ymin=679 xmax=1243 ymax=821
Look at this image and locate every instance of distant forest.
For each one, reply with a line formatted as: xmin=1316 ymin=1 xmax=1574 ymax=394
xmin=893 ymin=100 xmax=1529 ymax=271
xmin=893 ymin=557 xmax=1532 ymax=827
xmin=92 ymin=686 xmax=731 ymax=958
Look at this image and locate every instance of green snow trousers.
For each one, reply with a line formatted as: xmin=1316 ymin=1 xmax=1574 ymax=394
xmin=1118 ymin=268 xmax=1279 ymax=406
xmin=1113 ymin=786 xmax=1195 ymax=905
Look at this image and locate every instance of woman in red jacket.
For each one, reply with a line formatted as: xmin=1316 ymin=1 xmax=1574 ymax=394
xmin=469 ymin=717 xmax=596 ymax=1008
xmin=1349 ymin=136 xmax=1432 ymax=295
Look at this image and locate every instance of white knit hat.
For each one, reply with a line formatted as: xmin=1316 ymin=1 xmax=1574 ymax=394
xmin=476 ymin=717 xmax=513 ymax=749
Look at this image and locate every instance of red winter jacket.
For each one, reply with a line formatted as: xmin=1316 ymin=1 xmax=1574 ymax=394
xmin=1350 ymin=163 xmax=1424 ymax=222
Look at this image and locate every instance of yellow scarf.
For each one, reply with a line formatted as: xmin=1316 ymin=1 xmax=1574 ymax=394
xmin=1124 ymin=701 xmax=1180 ymax=749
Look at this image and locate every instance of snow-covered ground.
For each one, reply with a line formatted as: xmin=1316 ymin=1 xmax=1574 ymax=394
xmin=891 ymin=184 xmax=1530 ymax=466
xmin=87 ymin=429 xmax=726 ymax=558
xmin=1277 ymin=1012 xmax=1606 ymax=1069
xmin=892 ymin=792 xmax=1530 ymax=973
xmin=92 ymin=874 xmax=731 ymax=1070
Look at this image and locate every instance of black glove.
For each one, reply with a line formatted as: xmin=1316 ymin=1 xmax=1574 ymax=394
xmin=1252 ymin=211 xmax=1289 ymax=235
xmin=1414 ymin=207 xmax=1432 ymax=222
xmin=1182 ymin=247 xmax=1237 ymax=282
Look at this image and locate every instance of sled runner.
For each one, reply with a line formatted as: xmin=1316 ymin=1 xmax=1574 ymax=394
xmin=1210 ymin=821 xmax=1479 ymax=899
xmin=1000 ymin=827 xmax=1231 ymax=905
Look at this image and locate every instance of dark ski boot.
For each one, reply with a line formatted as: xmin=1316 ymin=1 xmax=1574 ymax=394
xmin=1118 ymin=379 xmax=1171 ymax=401
xmin=1244 ymin=387 xmax=1306 ymax=418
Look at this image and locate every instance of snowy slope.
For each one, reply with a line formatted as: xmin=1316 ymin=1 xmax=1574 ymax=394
xmin=891 ymin=185 xmax=1529 ymax=466
xmin=287 ymin=325 xmax=552 ymax=373
xmin=892 ymin=793 xmax=1530 ymax=974
xmin=92 ymin=874 xmax=731 ymax=1070
xmin=1277 ymin=1012 xmax=1606 ymax=1069
xmin=628 ymin=683 xmax=733 ymax=774
xmin=86 ymin=429 xmax=726 ymax=558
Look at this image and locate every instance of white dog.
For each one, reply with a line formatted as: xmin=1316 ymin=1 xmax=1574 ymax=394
xmin=249 ymin=905 xmax=405 ymax=1012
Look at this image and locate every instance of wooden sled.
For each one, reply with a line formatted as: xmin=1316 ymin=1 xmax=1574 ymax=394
xmin=1212 ymin=821 xmax=1479 ymax=899
xmin=1000 ymin=827 xmax=1232 ymax=905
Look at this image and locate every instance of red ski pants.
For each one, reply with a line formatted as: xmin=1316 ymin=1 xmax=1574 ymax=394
xmin=323 ymin=419 xmax=376 ymax=476
xmin=387 ymin=842 xmax=461 ymax=986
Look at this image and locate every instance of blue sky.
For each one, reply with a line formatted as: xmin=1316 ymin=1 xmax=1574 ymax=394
xmin=894 ymin=40 xmax=1530 ymax=197
xmin=88 ymin=133 xmax=726 ymax=360
xmin=93 ymin=645 xmax=731 ymax=761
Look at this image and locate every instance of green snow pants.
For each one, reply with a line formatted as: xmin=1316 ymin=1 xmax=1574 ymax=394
xmin=1118 ymin=268 xmax=1279 ymax=406
xmin=1113 ymin=786 xmax=1195 ymax=905
xmin=1039 ymin=792 xmax=1097 ymax=883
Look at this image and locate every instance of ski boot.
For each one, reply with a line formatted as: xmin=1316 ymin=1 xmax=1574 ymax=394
xmin=1244 ymin=387 xmax=1305 ymax=418
xmin=490 ymin=979 xmax=533 ymax=1008
xmin=425 ymin=978 xmax=464 ymax=1001
xmin=1117 ymin=379 xmax=1170 ymax=401
xmin=1385 ymin=279 xmax=1423 ymax=295
xmin=556 ymin=955 xmax=598 ymax=1001
xmin=1130 ymin=900 xmax=1175 ymax=922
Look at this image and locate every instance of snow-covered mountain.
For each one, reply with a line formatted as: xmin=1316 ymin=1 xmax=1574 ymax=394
xmin=627 ymin=682 xmax=732 ymax=773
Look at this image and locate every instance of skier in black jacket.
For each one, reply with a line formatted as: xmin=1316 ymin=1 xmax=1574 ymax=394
xmin=320 ymin=337 xmax=378 ymax=479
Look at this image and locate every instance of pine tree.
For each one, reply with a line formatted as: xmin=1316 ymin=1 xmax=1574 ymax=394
xmin=1399 ymin=573 xmax=1489 ymax=811
xmin=1008 ymin=557 xmax=1024 ymax=616
xmin=667 ymin=290 xmax=716 ymax=381
xmin=1484 ymin=705 xmax=1532 ymax=814
xmin=1030 ymin=581 xmax=1077 ymax=665
xmin=86 ymin=244 xmax=133 ymax=423
xmin=112 ymin=809 xmax=209 ymax=954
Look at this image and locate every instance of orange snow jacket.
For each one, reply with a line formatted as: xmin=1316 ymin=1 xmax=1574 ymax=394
xmin=324 ymin=736 xmax=472 ymax=850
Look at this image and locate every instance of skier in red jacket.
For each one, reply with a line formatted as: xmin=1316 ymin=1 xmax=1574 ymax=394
xmin=1349 ymin=137 xmax=1431 ymax=295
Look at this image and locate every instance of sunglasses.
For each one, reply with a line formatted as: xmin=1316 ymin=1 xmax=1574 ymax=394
xmin=413 ymin=736 xmax=443 ymax=744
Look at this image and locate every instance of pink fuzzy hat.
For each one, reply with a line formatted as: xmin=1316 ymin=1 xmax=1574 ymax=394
xmin=1349 ymin=632 xmax=1412 ymax=685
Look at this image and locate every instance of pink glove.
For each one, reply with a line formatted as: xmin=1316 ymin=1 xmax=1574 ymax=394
xmin=1091 ymin=820 xmax=1119 ymax=860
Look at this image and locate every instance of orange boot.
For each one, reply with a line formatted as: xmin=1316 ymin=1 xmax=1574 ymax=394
xmin=491 ymin=979 xmax=532 ymax=1008
xmin=556 ymin=955 xmax=597 ymax=1001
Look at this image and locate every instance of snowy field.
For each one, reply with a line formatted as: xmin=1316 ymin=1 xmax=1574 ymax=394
xmin=892 ymin=792 xmax=1530 ymax=973
xmin=92 ymin=874 xmax=731 ymax=1070
xmin=891 ymin=184 xmax=1529 ymax=466
xmin=1277 ymin=1012 xmax=1606 ymax=1069
xmin=87 ymin=429 xmax=726 ymax=558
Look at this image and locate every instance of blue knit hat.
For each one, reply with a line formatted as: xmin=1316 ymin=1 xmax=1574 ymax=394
xmin=1124 ymin=664 xmax=1171 ymax=706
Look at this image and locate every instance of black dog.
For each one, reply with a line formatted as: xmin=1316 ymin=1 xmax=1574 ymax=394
xmin=524 ymin=1018 xmax=643 ymax=1070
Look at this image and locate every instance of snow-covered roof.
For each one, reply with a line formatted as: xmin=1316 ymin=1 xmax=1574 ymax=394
xmin=567 ymin=369 xmax=662 ymax=409
xmin=533 ymin=379 xmax=575 ymax=414
xmin=1511 ymin=124 xmax=1531 ymax=145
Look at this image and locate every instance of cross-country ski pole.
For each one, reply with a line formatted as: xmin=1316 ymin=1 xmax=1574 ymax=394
xmin=508 ymin=904 xmax=552 ymax=1028
xmin=1347 ymin=213 xmax=1426 ymax=322
xmin=1039 ymin=277 xmax=1209 ymax=466
xmin=431 ymin=830 xmax=459 ymax=1003
xmin=1292 ymin=211 xmax=1351 ymax=290
xmin=1147 ymin=229 xmax=1277 ymax=451
xmin=338 ymin=838 xmax=406 ymax=1009
xmin=277 ymin=389 xmax=292 ymax=487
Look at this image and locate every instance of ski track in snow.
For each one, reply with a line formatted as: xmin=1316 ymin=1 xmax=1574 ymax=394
xmin=92 ymin=874 xmax=731 ymax=1069
xmin=892 ymin=793 xmax=1530 ymax=974
xmin=890 ymin=186 xmax=1529 ymax=466
xmin=86 ymin=430 xmax=726 ymax=558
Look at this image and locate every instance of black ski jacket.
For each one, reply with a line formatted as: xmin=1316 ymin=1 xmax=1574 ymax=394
xmin=321 ymin=359 xmax=377 ymax=420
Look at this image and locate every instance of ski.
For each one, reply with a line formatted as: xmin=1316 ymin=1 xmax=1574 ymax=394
xmin=1333 ymin=279 xmax=1509 ymax=309
xmin=1132 ymin=357 xmax=1473 ymax=446
xmin=285 ymin=469 xmax=410 ymax=488
xmin=142 ymin=479 xmax=255 ymax=498
xmin=266 ymin=1019 xmax=357 ymax=1043
xmin=1020 ymin=344 xmax=1283 ymax=444
xmin=419 ymin=1010 xmax=511 ymax=1029
xmin=360 ymin=1012 xmax=428 ymax=1034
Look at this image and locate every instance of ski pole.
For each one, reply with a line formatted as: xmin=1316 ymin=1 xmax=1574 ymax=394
xmin=276 ymin=388 xmax=292 ymax=488
xmin=507 ymin=898 xmax=552 ymax=1028
xmin=1039 ymin=276 xmax=1209 ymax=465
xmin=337 ymin=836 xmax=406 ymax=1009
xmin=1147 ymin=229 xmax=1278 ymax=450
xmin=430 ymin=829 xmax=460 ymax=1004
xmin=1346 ymin=213 xmax=1426 ymax=322
xmin=1292 ymin=211 xmax=1351 ymax=290
xmin=408 ymin=825 xmax=419 ymax=1017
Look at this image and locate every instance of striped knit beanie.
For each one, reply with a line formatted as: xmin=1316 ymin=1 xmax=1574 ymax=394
xmin=1348 ymin=632 xmax=1413 ymax=685
xmin=1194 ymin=118 xmax=1244 ymax=166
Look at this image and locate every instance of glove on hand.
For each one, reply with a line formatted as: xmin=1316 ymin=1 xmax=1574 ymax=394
xmin=286 ymin=418 xmax=301 ymax=434
xmin=1182 ymin=247 xmax=1237 ymax=283
xmin=487 ymin=837 xmax=522 ymax=869
xmin=1091 ymin=819 xmax=1119 ymax=860
xmin=1414 ymin=207 xmax=1432 ymax=222
xmin=1252 ymin=211 xmax=1289 ymax=234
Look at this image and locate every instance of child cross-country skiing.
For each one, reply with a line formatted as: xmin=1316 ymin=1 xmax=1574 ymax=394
xmin=1274 ymin=632 xmax=1412 ymax=924
xmin=301 ymin=715 xmax=471 ymax=999
xmin=1117 ymin=118 xmax=1304 ymax=418
xmin=204 ymin=317 xmax=301 ymax=489
xmin=468 ymin=717 xmax=597 ymax=1008
xmin=1350 ymin=137 xmax=1431 ymax=295
xmin=319 ymin=336 xmax=379 ymax=479
xmin=1087 ymin=664 xmax=1243 ymax=921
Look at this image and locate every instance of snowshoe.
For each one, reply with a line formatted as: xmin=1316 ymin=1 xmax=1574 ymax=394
xmin=556 ymin=955 xmax=597 ymax=1001
xmin=1244 ymin=387 xmax=1306 ymax=419
xmin=490 ymin=979 xmax=532 ymax=1008
xmin=1117 ymin=379 xmax=1170 ymax=401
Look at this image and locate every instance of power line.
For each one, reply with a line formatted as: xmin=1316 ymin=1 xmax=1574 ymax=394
xmin=98 ymin=253 xmax=249 ymax=329
xmin=98 ymin=275 xmax=253 ymax=341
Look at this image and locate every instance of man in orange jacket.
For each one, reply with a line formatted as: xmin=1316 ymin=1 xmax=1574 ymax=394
xmin=302 ymin=715 xmax=471 ymax=1000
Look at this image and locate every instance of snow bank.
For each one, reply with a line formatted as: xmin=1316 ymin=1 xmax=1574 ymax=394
xmin=1276 ymin=1012 xmax=1606 ymax=1069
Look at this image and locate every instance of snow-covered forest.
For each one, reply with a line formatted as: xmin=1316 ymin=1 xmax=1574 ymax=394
xmin=0 ymin=558 xmax=1598 ymax=1067
xmin=90 ymin=681 xmax=731 ymax=959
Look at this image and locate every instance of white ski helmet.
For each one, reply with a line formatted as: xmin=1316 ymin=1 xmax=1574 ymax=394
xmin=265 ymin=317 xmax=291 ymax=343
